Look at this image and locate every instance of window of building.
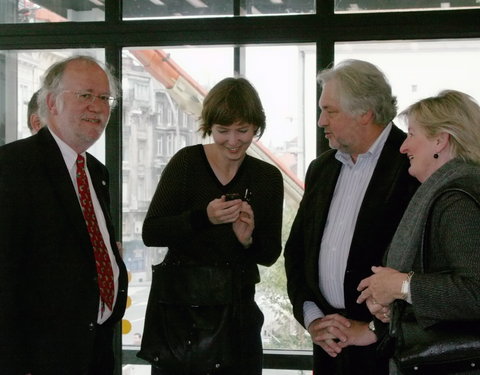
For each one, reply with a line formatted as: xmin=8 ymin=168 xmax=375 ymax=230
xmin=1 ymin=0 xmax=105 ymax=23
xmin=122 ymin=0 xmax=316 ymax=19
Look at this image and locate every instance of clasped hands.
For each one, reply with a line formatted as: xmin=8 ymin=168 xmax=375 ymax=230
xmin=207 ymin=195 xmax=254 ymax=247
xmin=311 ymin=266 xmax=408 ymax=357
xmin=307 ymin=314 xmax=377 ymax=357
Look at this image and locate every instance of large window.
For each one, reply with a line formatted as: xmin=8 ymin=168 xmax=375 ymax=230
xmin=121 ymin=44 xmax=316 ymax=355
xmin=0 ymin=49 xmax=105 ymax=160
xmin=335 ymin=39 xmax=480 ymax=129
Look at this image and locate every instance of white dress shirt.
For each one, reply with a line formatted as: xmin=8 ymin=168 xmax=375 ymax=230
xmin=304 ymin=123 xmax=392 ymax=328
xmin=49 ymin=127 xmax=119 ymax=324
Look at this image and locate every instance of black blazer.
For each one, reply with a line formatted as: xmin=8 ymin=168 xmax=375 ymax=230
xmin=0 ymin=127 xmax=128 ymax=374
xmin=285 ymin=125 xmax=419 ymax=326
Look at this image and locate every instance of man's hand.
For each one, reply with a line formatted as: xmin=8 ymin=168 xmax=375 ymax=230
xmin=338 ymin=319 xmax=377 ymax=347
xmin=307 ymin=314 xmax=351 ymax=357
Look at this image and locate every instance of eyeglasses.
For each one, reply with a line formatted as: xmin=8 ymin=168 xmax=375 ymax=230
xmin=63 ymin=90 xmax=117 ymax=106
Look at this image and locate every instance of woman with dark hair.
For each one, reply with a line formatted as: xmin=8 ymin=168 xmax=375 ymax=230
xmin=138 ymin=77 xmax=284 ymax=375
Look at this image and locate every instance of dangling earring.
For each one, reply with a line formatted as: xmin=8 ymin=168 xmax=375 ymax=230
xmin=433 ymin=153 xmax=439 ymax=159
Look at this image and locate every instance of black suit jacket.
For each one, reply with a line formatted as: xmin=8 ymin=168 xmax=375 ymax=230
xmin=284 ymin=125 xmax=418 ymax=373
xmin=0 ymin=127 xmax=128 ymax=374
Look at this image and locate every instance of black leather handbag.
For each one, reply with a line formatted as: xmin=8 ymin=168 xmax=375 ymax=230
xmin=391 ymin=301 xmax=480 ymax=374
xmin=138 ymin=262 xmax=237 ymax=373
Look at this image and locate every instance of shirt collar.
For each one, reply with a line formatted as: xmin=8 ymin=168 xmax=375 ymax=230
xmin=336 ymin=122 xmax=393 ymax=166
xmin=48 ymin=126 xmax=86 ymax=172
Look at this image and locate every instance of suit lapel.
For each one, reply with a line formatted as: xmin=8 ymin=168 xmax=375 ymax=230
xmin=37 ymin=128 xmax=92 ymax=247
xmin=86 ymin=154 xmax=117 ymax=254
xmin=86 ymin=154 xmax=128 ymax=315
xmin=87 ymin=154 xmax=112 ymax=223
xmin=354 ymin=125 xmax=405 ymax=233
xmin=302 ymin=153 xmax=341 ymax=286
xmin=311 ymin=156 xmax=341 ymax=253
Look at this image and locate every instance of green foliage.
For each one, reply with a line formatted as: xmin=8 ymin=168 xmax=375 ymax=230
xmin=257 ymin=195 xmax=311 ymax=350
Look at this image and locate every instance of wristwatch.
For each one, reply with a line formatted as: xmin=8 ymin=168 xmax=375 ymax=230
xmin=401 ymin=271 xmax=415 ymax=300
xmin=368 ymin=320 xmax=376 ymax=332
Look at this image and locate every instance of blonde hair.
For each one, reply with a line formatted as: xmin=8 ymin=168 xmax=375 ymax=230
xmin=400 ymin=90 xmax=480 ymax=164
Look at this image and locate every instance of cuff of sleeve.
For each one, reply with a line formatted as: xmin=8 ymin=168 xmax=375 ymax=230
xmin=303 ymin=301 xmax=324 ymax=328
xmin=190 ymin=208 xmax=212 ymax=230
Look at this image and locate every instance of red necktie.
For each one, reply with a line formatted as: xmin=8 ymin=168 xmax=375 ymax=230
xmin=76 ymin=155 xmax=115 ymax=311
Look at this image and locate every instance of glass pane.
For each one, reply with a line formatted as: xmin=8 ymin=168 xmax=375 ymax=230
xmin=123 ymin=0 xmax=233 ymax=20
xmin=122 ymin=0 xmax=316 ymax=19
xmin=336 ymin=0 xmax=480 ymax=13
xmin=121 ymin=46 xmax=234 ymax=348
xmin=1 ymin=0 xmax=105 ymax=23
xmin=245 ymin=44 xmax=315 ymax=349
xmin=121 ymin=44 xmax=315 ymax=352
xmin=335 ymin=39 xmax=480 ymax=130
xmin=244 ymin=0 xmax=315 ymax=16
xmin=0 ymin=49 xmax=106 ymax=160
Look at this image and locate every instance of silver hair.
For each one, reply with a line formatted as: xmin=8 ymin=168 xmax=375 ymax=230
xmin=317 ymin=59 xmax=397 ymax=126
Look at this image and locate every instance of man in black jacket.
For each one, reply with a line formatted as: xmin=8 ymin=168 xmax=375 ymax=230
xmin=0 ymin=55 xmax=128 ymax=375
xmin=284 ymin=59 xmax=419 ymax=375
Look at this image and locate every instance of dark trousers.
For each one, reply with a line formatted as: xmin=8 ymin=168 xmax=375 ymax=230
xmin=87 ymin=323 xmax=115 ymax=375
xmin=313 ymin=342 xmax=388 ymax=375
xmin=26 ymin=322 xmax=115 ymax=375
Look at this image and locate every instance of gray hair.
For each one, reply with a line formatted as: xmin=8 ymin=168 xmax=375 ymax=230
xmin=37 ymin=55 xmax=119 ymax=124
xmin=317 ymin=59 xmax=397 ymax=126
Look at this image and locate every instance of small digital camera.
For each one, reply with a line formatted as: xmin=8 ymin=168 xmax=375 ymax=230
xmin=225 ymin=193 xmax=242 ymax=201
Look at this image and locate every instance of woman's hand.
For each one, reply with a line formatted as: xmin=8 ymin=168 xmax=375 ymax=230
xmin=207 ymin=196 xmax=242 ymax=225
xmin=233 ymin=201 xmax=254 ymax=248
xmin=357 ymin=266 xmax=408 ymax=306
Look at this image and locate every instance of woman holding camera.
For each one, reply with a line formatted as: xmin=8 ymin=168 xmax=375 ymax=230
xmin=138 ymin=77 xmax=284 ymax=375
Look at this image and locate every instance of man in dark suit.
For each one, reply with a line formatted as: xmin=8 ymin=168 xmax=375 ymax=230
xmin=284 ymin=59 xmax=419 ymax=375
xmin=0 ymin=55 xmax=128 ymax=375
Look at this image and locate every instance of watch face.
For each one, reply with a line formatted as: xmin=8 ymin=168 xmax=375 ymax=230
xmin=368 ymin=320 xmax=376 ymax=332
